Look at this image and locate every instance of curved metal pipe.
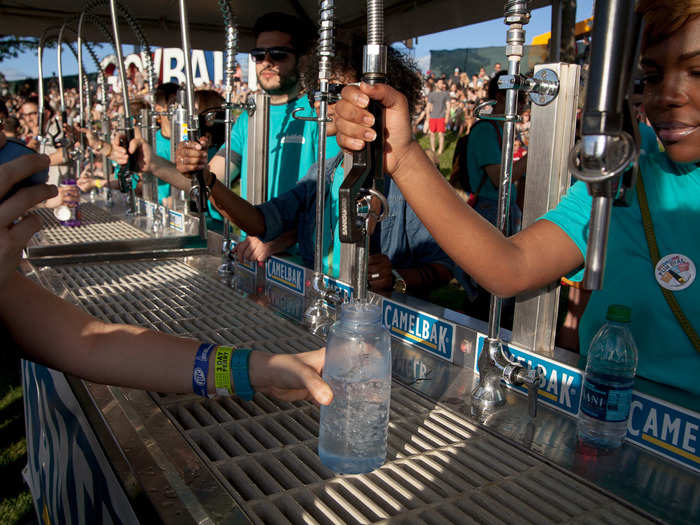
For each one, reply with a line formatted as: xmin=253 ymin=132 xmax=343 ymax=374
xmin=82 ymin=0 xmax=155 ymax=100
xmin=37 ymin=28 xmax=60 ymax=144
xmin=77 ymin=12 xmax=109 ymax=131
xmin=57 ymin=23 xmax=68 ymax=118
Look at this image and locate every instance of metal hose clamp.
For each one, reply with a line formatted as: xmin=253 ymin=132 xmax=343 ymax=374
xmin=568 ymin=131 xmax=638 ymax=183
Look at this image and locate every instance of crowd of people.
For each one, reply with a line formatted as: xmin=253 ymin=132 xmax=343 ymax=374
xmin=412 ymin=63 xmax=530 ymax=150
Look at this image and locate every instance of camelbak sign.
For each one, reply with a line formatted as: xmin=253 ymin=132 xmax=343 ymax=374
xmin=266 ymin=257 xmax=305 ymax=295
xmin=382 ymin=299 xmax=454 ymax=362
xmin=628 ymin=392 xmax=700 ymax=474
xmin=474 ymin=335 xmax=583 ymax=416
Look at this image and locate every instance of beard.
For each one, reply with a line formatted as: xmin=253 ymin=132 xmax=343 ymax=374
xmin=257 ymin=67 xmax=298 ymax=95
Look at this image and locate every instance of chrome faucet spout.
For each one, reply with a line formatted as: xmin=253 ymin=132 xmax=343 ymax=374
xmin=472 ymin=337 xmax=541 ymax=417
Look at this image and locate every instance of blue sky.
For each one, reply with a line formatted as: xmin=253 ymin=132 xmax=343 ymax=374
xmin=0 ymin=0 xmax=594 ymax=81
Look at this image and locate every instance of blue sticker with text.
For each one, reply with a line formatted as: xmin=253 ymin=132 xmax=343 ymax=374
xmin=322 ymin=277 xmax=353 ymax=308
xmin=168 ymin=209 xmax=184 ymax=232
xmin=627 ymin=392 xmax=700 ymax=474
xmin=382 ymin=299 xmax=454 ymax=362
xmin=266 ymin=257 xmax=305 ymax=295
xmin=475 ymin=335 xmax=583 ymax=415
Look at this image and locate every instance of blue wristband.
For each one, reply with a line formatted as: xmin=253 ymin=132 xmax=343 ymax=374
xmin=231 ymin=348 xmax=254 ymax=401
xmin=192 ymin=343 xmax=215 ymax=398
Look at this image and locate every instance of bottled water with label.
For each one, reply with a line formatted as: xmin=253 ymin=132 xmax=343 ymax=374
xmin=319 ymin=302 xmax=391 ymax=474
xmin=578 ymin=304 xmax=638 ymax=449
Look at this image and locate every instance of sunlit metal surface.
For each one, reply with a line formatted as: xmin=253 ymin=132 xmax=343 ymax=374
xmin=37 ymin=258 xmax=663 ymax=524
xmin=31 ymin=204 xmax=150 ymax=246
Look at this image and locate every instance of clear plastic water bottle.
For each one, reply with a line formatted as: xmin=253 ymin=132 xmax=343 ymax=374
xmin=578 ymin=304 xmax=638 ymax=449
xmin=318 ymin=302 xmax=391 ymax=474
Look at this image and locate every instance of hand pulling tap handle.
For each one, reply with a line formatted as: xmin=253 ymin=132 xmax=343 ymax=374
xmin=118 ymin=129 xmax=138 ymax=191
xmin=338 ymin=0 xmax=386 ymax=245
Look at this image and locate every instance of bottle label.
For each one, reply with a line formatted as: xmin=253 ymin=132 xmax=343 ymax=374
xmin=580 ymin=374 xmax=634 ymax=422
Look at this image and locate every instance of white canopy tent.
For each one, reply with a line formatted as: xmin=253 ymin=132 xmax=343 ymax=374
xmin=0 ymin=0 xmax=552 ymax=51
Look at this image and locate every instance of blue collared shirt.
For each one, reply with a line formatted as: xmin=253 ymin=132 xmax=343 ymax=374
xmin=257 ymin=152 xmax=454 ymax=278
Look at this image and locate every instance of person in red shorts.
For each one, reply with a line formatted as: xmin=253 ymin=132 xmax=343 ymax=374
xmin=427 ymin=78 xmax=450 ymax=155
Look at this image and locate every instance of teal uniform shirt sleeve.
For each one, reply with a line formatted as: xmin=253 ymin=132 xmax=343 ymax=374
xmin=467 ymin=122 xmax=502 ymax=201
xmin=539 ymin=180 xmax=591 ymax=279
xmin=227 ymin=110 xmax=247 ymax=197
xmin=155 ymin=130 xmax=172 ymax=204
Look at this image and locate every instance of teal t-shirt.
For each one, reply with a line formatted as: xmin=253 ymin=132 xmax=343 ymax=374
xmin=638 ymin=121 xmax=660 ymax=156
xmin=155 ymin=129 xmax=173 ymax=204
xmin=227 ymin=96 xmax=320 ymax=202
xmin=466 ymin=121 xmax=517 ymax=203
xmin=542 ymin=152 xmax=700 ymax=395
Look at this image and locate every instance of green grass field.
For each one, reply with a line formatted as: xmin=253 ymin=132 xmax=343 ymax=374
xmin=0 ymin=348 xmax=34 ymax=525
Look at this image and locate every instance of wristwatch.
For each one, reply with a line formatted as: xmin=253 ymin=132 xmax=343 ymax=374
xmin=392 ymin=269 xmax=407 ymax=294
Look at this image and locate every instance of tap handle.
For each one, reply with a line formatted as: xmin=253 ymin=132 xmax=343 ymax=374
xmin=118 ymin=128 xmax=137 ymax=193
xmin=526 ymin=377 xmax=538 ymax=418
xmin=506 ymin=365 xmax=540 ymax=418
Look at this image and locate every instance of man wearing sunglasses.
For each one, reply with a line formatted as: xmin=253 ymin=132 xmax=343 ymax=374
xmin=174 ymin=12 xmax=325 ymax=258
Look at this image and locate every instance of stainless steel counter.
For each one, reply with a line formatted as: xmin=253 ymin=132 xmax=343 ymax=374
xmin=19 ymin=196 xmax=698 ymax=524
xmin=25 ymin=255 xmax=697 ymax=524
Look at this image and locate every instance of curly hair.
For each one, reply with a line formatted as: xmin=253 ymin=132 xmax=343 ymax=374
xmin=637 ymin=0 xmax=700 ymax=49
xmin=300 ymin=43 xmax=423 ymax=115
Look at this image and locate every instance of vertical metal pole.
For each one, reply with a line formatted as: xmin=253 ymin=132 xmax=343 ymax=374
xmin=109 ymin=1 xmax=131 ymax=130
xmin=571 ymin=0 xmax=639 ymax=290
xmin=486 ymin=0 xmax=530 ymax=343
xmin=512 ymin=62 xmax=580 ymax=356
xmin=78 ymin=14 xmax=87 ymax=134
xmin=313 ymin=0 xmax=335 ymax=280
xmin=304 ymin=0 xmax=340 ymax=332
xmin=178 ymin=0 xmax=208 ymax=240
xmin=56 ymin=23 xmax=75 ymax=179
xmin=37 ymin=33 xmax=47 ymax=142
xmin=57 ymin=24 xmax=67 ymax=122
xmin=218 ymin=0 xmax=238 ymax=275
xmin=109 ymin=0 xmax=138 ymax=212
xmin=354 ymin=0 xmax=387 ymax=304
xmin=550 ymin=0 xmax=562 ymax=63
xmin=246 ymin=92 xmax=269 ymax=205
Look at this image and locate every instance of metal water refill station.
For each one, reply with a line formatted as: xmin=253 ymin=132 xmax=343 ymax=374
xmin=16 ymin=1 xmax=700 ymax=523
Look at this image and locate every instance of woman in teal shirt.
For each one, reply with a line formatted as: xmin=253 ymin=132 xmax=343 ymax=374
xmin=333 ymin=0 xmax=700 ymax=395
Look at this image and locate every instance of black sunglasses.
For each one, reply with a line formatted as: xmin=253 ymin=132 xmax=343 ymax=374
xmin=250 ymin=46 xmax=295 ymax=63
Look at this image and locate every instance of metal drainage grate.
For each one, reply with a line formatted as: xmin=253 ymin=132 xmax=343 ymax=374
xmin=32 ymin=203 xmax=149 ymax=246
xmin=55 ymin=259 xmax=657 ymax=524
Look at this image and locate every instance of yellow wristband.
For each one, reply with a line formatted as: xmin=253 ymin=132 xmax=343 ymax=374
xmin=94 ymin=179 xmax=105 ymax=189
xmin=214 ymin=346 xmax=234 ymax=396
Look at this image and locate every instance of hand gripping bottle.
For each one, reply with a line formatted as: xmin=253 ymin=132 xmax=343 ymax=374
xmin=319 ymin=302 xmax=391 ymax=473
xmin=578 ymin=304 xmax=638 ymax=449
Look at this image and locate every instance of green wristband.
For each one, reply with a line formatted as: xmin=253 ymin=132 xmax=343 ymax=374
xmin=231 ymin=349 xmax=254 ymax=401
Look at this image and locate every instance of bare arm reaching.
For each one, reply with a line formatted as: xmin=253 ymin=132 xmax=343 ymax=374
xmin=334 ymin=83 xmax=583 ymax=297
